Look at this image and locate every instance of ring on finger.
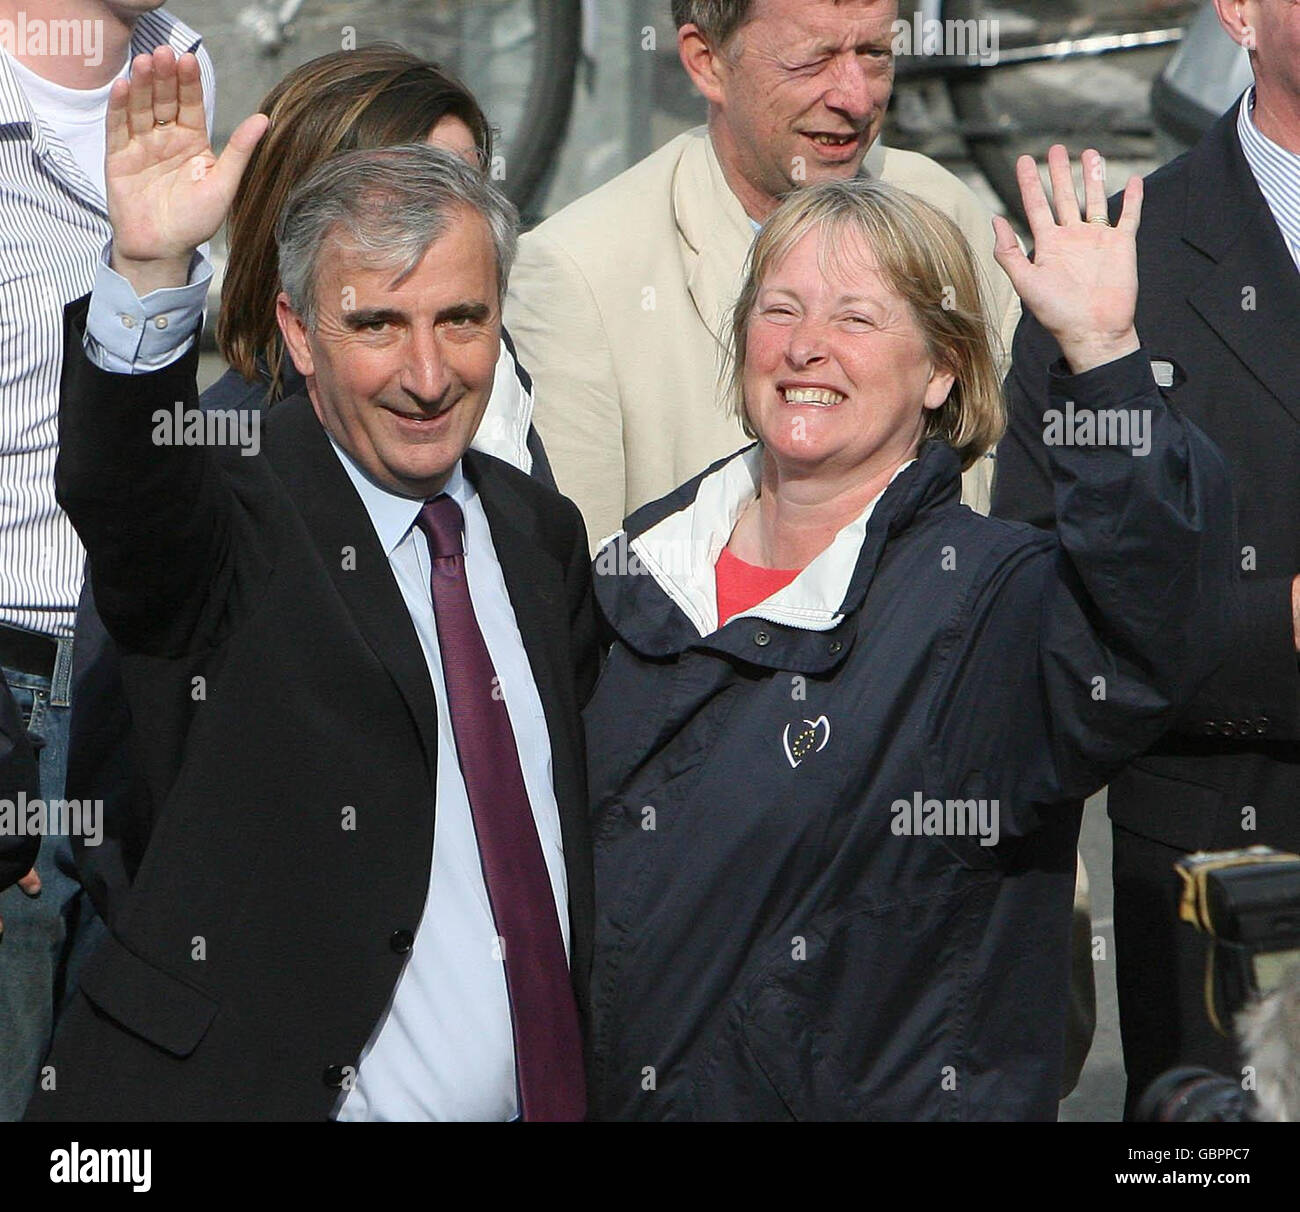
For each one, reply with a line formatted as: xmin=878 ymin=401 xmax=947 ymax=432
xmin=1085 ymin=215 xmax=1111 ymax=226
xmin=154 ymin=118 xmax=174 ymax=128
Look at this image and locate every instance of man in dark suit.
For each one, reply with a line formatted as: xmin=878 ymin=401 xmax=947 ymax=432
xmin=26 ymin=46 xmax=596 ymax=1121
xmin=992 ymin=0 xmax=1300 ymax=1115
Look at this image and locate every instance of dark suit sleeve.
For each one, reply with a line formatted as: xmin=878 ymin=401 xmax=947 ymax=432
xmin=560 ymin=497 xmax=599 ymax=710
xmin=1175 ymin=576 xmax=1300 ymax=740
xmin=990 ymin=308 xmax=1061 ymax=531
xmin=65 ymin=576 xmax=154 ymax=927
xmin=946 ymin=351 xmax=1236 ymax=832
xmin=992 ymin=310 xmax=1300 ymax=743
xmin=0 ymin=667 xmax=39 ymax=892
xmin=54 ymin=296 xmax=270 ymax=659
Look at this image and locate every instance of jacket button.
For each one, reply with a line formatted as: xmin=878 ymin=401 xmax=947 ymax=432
xmin=1203 ymin=721 xmax=1217 ymax=735
xmin=828 ymin=640 xmax=843 ymax=654
xmin=753 ymin=630 xmax=771 ymax=647
xmin=323 ymin=1064 xmax=345 ymax=1088
xmin=390 ymin=929 xmax=414 ymax=954
xmin=1256 ymin=717 xmax=1270 ymax=735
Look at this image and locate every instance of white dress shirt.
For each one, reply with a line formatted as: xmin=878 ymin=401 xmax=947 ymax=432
xmin=83 ymin=267 xmax=571 ymax=1122
xmin=330 ymin=451 xmax=569 ymax=1122
xmin=1238 ymin=86 xmax=1300 ymax=273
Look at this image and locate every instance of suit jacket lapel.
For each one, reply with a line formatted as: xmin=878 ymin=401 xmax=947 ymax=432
xmin=674 ymin=129 xmax=756 ymax=345
xmin=262 ymin=395 xmax=440 ymax=777
xmin=1183 ymin=106 xmax=1300 ymax=425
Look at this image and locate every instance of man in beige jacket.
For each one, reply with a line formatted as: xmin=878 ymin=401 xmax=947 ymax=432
xmin=505 ymin=0 xmax=1020 ymax=548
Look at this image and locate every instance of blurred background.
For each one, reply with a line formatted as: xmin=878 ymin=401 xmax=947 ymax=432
xmin=178 ymin=0 xmax=1251 ymax=230
xmin=171 ymin=0 xmax=1256 ymax=1121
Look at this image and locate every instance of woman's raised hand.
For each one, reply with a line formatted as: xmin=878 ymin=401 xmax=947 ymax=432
xmin=992 ymin=146 xmax=1142 ymax=374
xmin=106 ymin=46 xmax=269 ymax=295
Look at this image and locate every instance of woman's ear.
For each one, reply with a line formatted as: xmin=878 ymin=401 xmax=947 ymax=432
xmin=924 ymin=361 xmax=957 ymax=411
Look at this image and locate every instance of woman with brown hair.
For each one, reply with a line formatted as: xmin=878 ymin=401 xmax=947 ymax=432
xmin=206 ymin=41 xmax=550 ymax=481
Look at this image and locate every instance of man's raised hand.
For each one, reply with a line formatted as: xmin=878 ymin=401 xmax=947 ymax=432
xmin=106 ymin=46 xmax=268 ymax=295
xmin=992 ymin=145 xmax=1142 ymax=375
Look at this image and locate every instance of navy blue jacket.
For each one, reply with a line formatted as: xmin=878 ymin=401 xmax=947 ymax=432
xmin=584 ymin=350 xmax=1235 ymax=1120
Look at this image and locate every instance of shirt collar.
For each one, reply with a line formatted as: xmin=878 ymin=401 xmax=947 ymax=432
xmin=327 ymin=435 xmax=473 ymax=559
xmin=628 ymin=445 xmax=913 ymax=636
xmin=719 ymin=131 xmax=881 ymax=236
xmin=1237 ymin=85 xmax=1300 ymax=252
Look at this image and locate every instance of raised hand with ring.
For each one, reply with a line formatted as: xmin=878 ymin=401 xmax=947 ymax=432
xmin=992 ymin=144 xmax=1142 ymax=375
xmin=106 ymin=45 xmax=268 ymax=297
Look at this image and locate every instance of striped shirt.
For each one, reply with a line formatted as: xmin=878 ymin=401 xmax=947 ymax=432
xmin=1238 ymin=86 xmax=1300 ymax=273
xmin=0 ymin=11 xmax=214 ymax=637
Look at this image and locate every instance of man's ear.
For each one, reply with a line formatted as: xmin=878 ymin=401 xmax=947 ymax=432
xmin=275 ymin=292 xmax=315 ymax=379
xmin=1211 ymin=0 xmax=1254 ymax=51
xmin=678 ymin=23 xmax=730 ymax=107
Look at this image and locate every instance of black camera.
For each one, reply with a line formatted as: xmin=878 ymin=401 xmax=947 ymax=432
xmin=1134 ymin=846 xmax=1300 ymax=1123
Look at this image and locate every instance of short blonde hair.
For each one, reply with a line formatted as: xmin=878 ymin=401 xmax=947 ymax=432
xmin=727 ymin=178 xmax=1005 ymax=472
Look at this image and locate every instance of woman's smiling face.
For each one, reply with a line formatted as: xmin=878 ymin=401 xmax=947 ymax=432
xmin=742 ymin=225 xmax=955 ymax=479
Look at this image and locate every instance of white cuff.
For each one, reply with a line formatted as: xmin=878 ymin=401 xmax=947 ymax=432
xmin=84 ymin=244 xmax=212 ymax=374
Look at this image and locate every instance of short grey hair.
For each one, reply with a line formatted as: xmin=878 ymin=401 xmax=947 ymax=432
xmin=274 ymin=144 xmax=518 ymax=330
xmin=671 ymin=0 xmax=755 ymax=46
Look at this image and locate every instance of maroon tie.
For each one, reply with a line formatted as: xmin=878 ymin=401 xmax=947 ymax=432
xmin=415 ymin=494 xmax=585 ymax=1122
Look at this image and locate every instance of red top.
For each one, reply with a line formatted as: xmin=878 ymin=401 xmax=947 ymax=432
xmin=715 ymin=545 xmax=801 ymax=627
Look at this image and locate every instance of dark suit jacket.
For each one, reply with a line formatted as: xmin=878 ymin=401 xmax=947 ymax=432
xmin=68 ymin=350 xmax=554 ymax=927
xmin=0 ymin=667 xmax=39 ymax=892
xmin=992 ymin=100 xmax=1300 ymax=855
xmin=28 ymin=297 xmax=598 ymax=1121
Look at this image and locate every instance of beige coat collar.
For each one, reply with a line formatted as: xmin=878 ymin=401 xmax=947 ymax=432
xmin=672 ymin=125 xmax=887 ymax=344
xmin=673 ymin=126 xmax=755 ymax=345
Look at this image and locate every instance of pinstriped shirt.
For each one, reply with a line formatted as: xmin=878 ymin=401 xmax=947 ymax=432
xmin=1238 ymin=85 xmax=1300 ymax=273
xmin=0 ymin=10 xmax=214 ymax=637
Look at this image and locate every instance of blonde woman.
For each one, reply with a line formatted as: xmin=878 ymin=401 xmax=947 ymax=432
xmin=584 ymin=149 xmax=1235 ymax=1121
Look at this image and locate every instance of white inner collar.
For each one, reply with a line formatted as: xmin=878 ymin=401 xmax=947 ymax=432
xmin=627 ymin=447 xmax=912 ymax=638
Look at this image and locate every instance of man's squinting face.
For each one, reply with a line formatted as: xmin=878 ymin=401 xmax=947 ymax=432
xmin=743 ymin=227 xmax=953 ymax=480
xmin=711 ymin=0 xmax=896 ymax=214
xmin=277 ymin=207 xmax=500 ymax=499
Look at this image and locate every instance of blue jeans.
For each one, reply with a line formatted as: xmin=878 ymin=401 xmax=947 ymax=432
xmin=0 ymin=650 xmax=105 ymax=1120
